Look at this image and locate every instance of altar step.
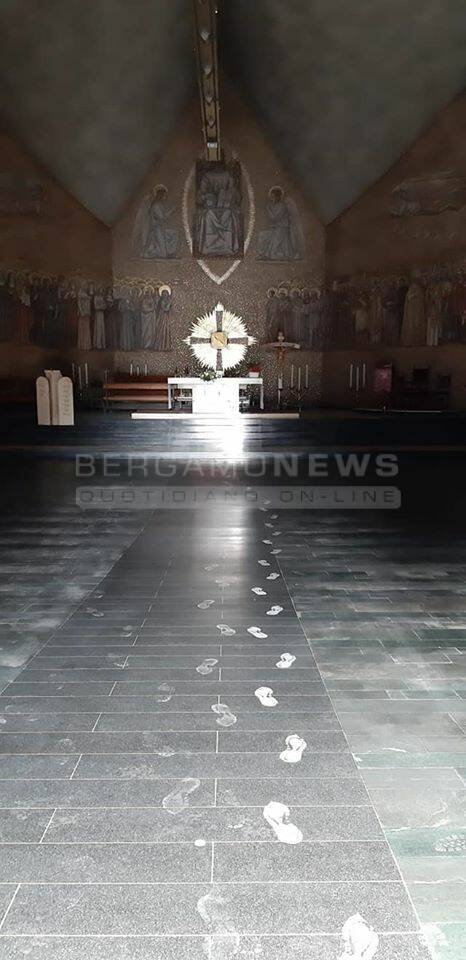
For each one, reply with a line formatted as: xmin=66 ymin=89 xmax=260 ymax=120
xmin=131 ymin=411 xmax=300 ymax=420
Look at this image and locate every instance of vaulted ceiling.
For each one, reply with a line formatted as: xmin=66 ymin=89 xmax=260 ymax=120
xmin=0 ymin=0 xmax=465 ymax=226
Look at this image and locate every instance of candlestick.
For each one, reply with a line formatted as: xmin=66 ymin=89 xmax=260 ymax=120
xmin=305 ymin=364 xmax=309 ymax=389
xmin=130 ymin=362 xmax=133 ymax=376
xmin=77 ymin=365 xmax=82 ymax=391
xmin=349 ymin=363 xmax=354 ymax=389
xmin=362 ymin=363 xmax=366 ymax=389
xmin=84 ymin=363 xmax=89 ymax=387
xmin=298 ymin=366 xmax=301 ymax=390
xmin=144 ymin=363 xmax=148 ymax=375
xmin=71 ymin=362 xmax=75 ymax=382
xmin=291 ymin=364 xmax=294 ymax=388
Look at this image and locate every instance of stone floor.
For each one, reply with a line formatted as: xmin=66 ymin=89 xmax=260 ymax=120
xmin=0 ymin=432 xmax=464 ymax=958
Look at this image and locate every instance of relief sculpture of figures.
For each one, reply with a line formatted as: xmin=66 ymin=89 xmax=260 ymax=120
xmin=257 ymin=186 xmax=305 ymax=261
xmin=132 ymin=185 xmax=180 ymax=260
xmin=193 ymin=158 xmax=244 ymax=259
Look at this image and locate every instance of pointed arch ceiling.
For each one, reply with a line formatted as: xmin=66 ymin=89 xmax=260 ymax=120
xmin=0 ymin=0 xmax=465 ymax=224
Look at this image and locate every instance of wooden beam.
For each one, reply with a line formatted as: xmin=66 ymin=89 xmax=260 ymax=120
xmin=192 ymin=0 xmax=221 ymax=161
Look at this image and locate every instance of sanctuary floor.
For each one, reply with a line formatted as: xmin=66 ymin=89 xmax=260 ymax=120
xmin=0 ymin=418 xmax=465 ymax=958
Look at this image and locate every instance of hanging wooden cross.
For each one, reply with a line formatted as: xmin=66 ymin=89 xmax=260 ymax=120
xmin=184 ymin=302 xmax=256 ymax=374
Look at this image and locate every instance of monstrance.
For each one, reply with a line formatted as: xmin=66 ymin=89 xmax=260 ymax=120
xmin=184 ymin=302 xmax=256 ymax=375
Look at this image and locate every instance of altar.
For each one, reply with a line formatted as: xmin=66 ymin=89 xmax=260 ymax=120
xmin=167 ymin=376 xmax=264 ymax=414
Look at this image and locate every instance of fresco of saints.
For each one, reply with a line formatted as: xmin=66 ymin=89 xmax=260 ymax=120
xmin=257 ymin=186 xmax=305 ymax=261
xmin=133 ymin=185 xmax=180 ymax=260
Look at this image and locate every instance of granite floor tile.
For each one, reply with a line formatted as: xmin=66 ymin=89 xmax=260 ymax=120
xmin=0 ymin=934 xmax=435 ymax=960
xmin=212 ymin=840 xmax=397 ymax=882
xmin=72 ymin=752 xmax=359 ymax=780
xmin=0 ymin=881 xmax=420 ymax=935
xmin=45 ymin=804 xmax=383 ymax=843
xmin=0 ymin=778 xmax=215 ymax=809
xmin=0 ymin=809 xmax=55 ymax=842
xmin=0 ymin=732 xmax=217 ymax=755
xmin=216 ymin=777 xmax=370 ymax=807
xmin=0 ymin=842 xmax=213 ymax=883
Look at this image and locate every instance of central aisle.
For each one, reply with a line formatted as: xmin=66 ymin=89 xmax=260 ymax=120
xmin=0 ymin=503 xmax=431 ymax=958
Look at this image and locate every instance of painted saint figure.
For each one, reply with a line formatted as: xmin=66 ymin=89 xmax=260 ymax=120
xmin=133 ymin=186 xmax=180 ymax=260
xmin=193 ymin=160 xmax=243 ymax=258
xmin=154 ymin=285 xmax=172 ymax=351
xmin=92 ymin=283 xmax=107 ymax=350
xmin=257 ymin=186 xmax=305 ymax=261
xmin=140 ymin=287 xmax=159 ymax=350
xmin=77 ymin=281 xmax=92 ymax=352
xmin=265 ymin=288 xmax=281 ymax=341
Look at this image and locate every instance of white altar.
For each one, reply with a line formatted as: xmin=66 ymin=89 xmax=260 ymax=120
xmin=167 ymin=377 xmax=264 ymax=414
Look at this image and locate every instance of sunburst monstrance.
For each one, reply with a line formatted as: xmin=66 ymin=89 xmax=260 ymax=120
xmin=184 ymin=303 xmax=256 ymax=375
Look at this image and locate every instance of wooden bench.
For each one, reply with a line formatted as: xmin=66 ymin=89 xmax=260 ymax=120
xmin=103 ymin=377 xmax=169 ymax=408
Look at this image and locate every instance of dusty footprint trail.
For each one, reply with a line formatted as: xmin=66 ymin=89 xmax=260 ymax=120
xmin=0 ymin=505 xmax=431 ymax=960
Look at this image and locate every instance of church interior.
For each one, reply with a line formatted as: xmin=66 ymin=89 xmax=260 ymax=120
xmin=1 ymin=1 xmax=466 ymax=957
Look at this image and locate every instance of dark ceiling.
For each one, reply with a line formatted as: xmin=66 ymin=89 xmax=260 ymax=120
xmin=0 ymin=0 xmax=465 ymax=225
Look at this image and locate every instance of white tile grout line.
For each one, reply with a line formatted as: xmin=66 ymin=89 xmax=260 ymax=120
xmin=0 ymin=932 xmax=435 ymax=939
xmin=210 ymin=842 xmax=215 ymax=884
xmin=68 ymin=756 xmax=82 ymax=780
xmin=91 ymin=713 xmax=102 ymax=733
xmin=0 ymin=884 xmax=20 ymax=933
xmin=276 ymin=552 xmax=438 ymax=960
xmin=38 ymin=809 xmax=56 ymax=843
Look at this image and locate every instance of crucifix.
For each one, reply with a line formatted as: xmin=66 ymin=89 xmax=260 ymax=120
xmin=184 ymin=302 xmax=255 ymax=375
xmin=262 ymin=331 xmax=301 ymax=408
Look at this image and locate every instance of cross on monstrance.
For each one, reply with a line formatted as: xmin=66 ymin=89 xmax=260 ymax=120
xmin=184 ymin=303 xmax=256 ymax=375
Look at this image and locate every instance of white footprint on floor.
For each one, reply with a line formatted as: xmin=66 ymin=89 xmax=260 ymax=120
xmin=156 ymin=683 xmax=175 ymax=702
xmin=251 ymin=587 xmax=267 ymax=596
xmin=211 ymin=703 xmax=237 ymax=727
xmin=258 ymin=560 xmax=270 ymax=567
xmin=204 ymin=564 xmax=219 ymax=571
xmin=264 ymin=522 xmax=274 ymax=528
xmin=196 ymin=658 xmax=218 ymax=675
xmin=86 ymin=607 xmax=104 ymax=618
xmin=215 ymin=578 xmax=231 ymax=587
xmin=266 ymin=605 xmax=283 ymax=616
xmin=273 ymin=531 xmax=281 ymax=537
xmin=248 ymin=626 xmax=268 ymax=639
xmin=280 ymin=734 xmax=307 ymax=764
xmin=162 ymin=777 xmax=201 ymax=814
xmin=271 ymin=548 xmax=282 ymax=555
xmin=262 ymin=539 xmax=272 ymax=545
xmin=266 ymin=572 xmax=280 ymax=581
xmin=255 ymin=686 xmax=277 ymax=707
xmin=197 ymin=889 xmax=240 ymax=960
xmin=216 ymin=624 xmax=236 ymax=636
xmin=271 ymin=514 xmax=278 ymax=519
xmin=197 ymin=600 xmax=215 ymax=610
xmin=339 ymin=914 xmax=379 ymax=960
xmin=276 ymin=652 xmax=296 ymax=669
xmin=263 ymin=801 xmax=303 ymax=844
